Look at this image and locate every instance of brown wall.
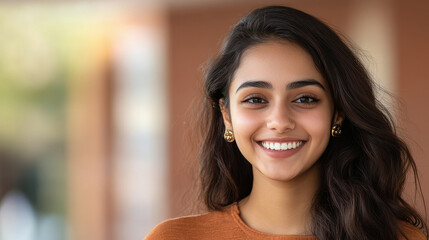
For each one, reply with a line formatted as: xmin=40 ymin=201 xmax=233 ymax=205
xmin=394 ymin=0 xmax=429 ymax=214
xmin=167 ymin=3 xmax=259 ymax=217
xmin=167 ymin=1 xmax=429 ymax=218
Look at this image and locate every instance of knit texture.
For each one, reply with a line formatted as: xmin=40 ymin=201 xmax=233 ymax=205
xmin=145 ymin=203 xmax=426 ymax=240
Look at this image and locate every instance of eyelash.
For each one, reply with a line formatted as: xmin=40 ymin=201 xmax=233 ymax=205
xmin=242 ymin=95 xmax=320 ymax=105
xmin=242 ymin=95 xmax=267 ymax=105
xmin=294 ymin=95 xmax=320 ymax=104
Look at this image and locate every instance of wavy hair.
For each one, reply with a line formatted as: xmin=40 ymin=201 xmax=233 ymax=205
xmin=198 ymin=5 xmax=428 ymax=240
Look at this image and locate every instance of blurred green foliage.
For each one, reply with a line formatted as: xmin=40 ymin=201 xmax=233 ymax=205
xmin=0 ymin=5 xmax=116 ymax=236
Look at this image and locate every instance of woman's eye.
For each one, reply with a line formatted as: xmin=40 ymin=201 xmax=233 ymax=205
xmin=243 ymin=97 xmax=267 ymax=104
xmin=294 ymin=96 xmax=319 ymax=104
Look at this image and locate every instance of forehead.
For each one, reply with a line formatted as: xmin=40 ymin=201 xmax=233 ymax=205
xmin=231 ymin=40 xmax=326 ymax=90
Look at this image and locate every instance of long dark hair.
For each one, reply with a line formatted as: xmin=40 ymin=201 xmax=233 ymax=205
xmin=198 ymin=5 xmax=427 ymax=240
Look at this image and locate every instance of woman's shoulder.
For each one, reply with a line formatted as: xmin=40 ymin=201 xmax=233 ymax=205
xmin=144 ymin=205 xmax=237 ymax=240
xmin=398 ymin=221 xmax=427 ymax=240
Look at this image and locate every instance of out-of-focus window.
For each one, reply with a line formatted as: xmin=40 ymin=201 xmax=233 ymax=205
xmin=112 ymin=13 xmax=168 ymax=239
xmin=0 ymin=5 xmax=69 ymax=240
xmin=0 ymin=3 xmax=168 ymax=240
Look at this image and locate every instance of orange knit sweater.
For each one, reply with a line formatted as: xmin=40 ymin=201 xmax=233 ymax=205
xmin=145 ymin=203 xmax=426 ymax=240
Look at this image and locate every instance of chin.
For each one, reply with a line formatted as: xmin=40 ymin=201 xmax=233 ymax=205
xmin=258 ymin=166 xmax=301 ymax=182
xmin=266 ymin=172 xmax=301 ymax=182
xmin=258 ymin=161 xmax=320 ymax=183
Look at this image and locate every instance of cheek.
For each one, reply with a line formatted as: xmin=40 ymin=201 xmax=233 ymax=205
xmin=300 ymin=109 xmax=332 ymax=142
xmin=231 ymin=108 xmax=262 ymax=139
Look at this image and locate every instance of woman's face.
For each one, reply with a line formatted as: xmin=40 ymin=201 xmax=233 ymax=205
xmin=221 ymin=41 xmax=341 ymax=182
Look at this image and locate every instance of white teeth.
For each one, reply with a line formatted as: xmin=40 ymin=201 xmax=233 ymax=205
xmin=261 ymin=141 xmax=303 ymax=151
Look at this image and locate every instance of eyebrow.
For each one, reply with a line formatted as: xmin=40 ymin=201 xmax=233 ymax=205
xmin=235 ymin=81 xmax=272 ymax=93
xmin=235 ymin=79 xmax=325 ymax=93
xmin=286 ymin=79 xmax=325 ymax=91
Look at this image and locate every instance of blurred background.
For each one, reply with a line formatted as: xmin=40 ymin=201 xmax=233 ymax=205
xmin=0 ymin=0 xmax=428 ymax=239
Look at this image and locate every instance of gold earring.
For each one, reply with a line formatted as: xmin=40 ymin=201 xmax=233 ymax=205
xmin=224 ymin=129 xmax=235 ymax=142
xmin=331 ymin=124 xmax=342 ymax=137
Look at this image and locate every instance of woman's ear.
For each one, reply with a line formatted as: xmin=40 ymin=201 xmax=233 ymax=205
xmin=334 ymin=111 xmax=345 ymax=125
xmin=219 ymin=98 xmax=232 ymax=130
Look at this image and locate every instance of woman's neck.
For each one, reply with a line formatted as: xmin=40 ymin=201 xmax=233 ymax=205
xmin=238 ymin=163 xmax=320 ymax=235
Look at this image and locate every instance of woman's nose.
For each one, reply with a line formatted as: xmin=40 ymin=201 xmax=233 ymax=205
xmin=266 ymin=104 xmax=295 ymax=133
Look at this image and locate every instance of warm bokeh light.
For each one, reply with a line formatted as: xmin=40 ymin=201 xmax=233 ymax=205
xmin=0 ymin=2 xmax=168 ymax=240
xmin=0 ymin=1 xmax=428 ymax=240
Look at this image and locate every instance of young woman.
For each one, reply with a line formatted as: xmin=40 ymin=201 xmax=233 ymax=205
xmin=146 ymin=6 xmax=428 ymax=240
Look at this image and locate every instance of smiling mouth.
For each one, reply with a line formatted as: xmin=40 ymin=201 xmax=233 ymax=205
xmin=260 ymin=141 xmax=304 ymax=151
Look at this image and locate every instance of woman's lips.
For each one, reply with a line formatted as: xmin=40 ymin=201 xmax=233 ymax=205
xmin=261 ymin=141 xmax=303 ymax=151
xmin=257 ymin=140 xmax=306 ymax=158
